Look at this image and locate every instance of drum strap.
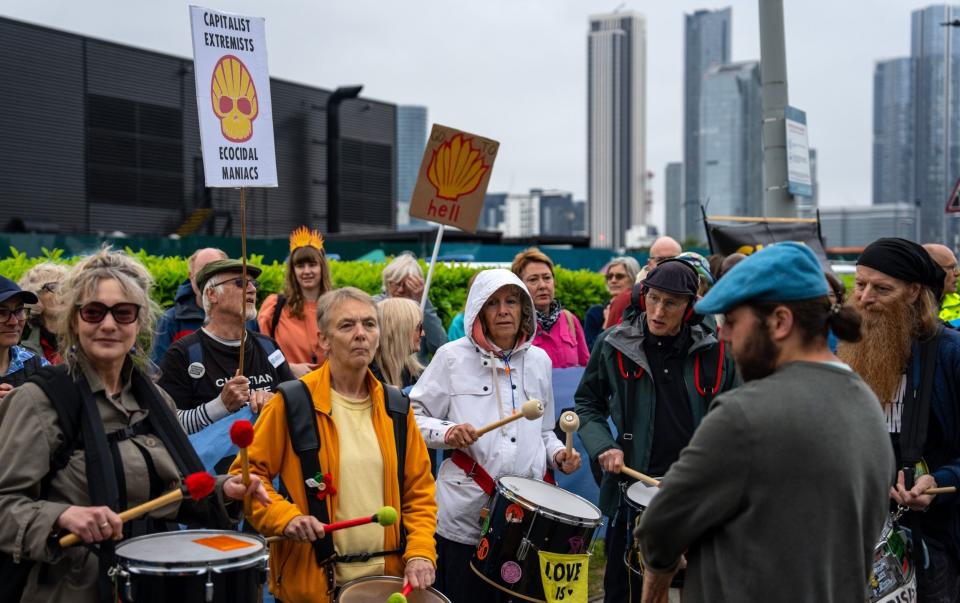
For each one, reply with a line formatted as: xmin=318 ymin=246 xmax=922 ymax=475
xmin=451 ymin=449 xmax=496 ymax=496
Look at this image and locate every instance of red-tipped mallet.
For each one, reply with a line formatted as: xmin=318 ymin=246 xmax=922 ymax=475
xmin=230 ymin=419 xmax=255 ymax=515
xmin=59 ymin=471 xmax=216 ymax=548
xmin=387 ymin=583 xmax=414 ymax=603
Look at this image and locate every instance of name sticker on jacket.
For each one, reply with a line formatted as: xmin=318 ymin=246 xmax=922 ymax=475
xmin=267 ymin=348 xmax=285 ymax=368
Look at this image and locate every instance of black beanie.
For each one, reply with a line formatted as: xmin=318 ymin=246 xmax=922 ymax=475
xmin=858 ymin=238 xmax=945 ymax=300
xmin=644 ymin=259 xmax=700 ymax=298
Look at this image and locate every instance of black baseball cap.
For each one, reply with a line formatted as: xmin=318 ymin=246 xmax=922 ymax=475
xmin=0 ymin=275 xmax=38 ymax=305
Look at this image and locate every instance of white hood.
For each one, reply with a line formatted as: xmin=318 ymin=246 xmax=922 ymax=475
xmin=463 ymin=269 xmax=538 ymax=353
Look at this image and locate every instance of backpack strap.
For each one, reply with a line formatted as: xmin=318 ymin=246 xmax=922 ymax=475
xmin=270 ymin=295 xmax=287 ymax=339
xmin=277 ymin=381 xmax=337 ymax=572
xmin=252 ymin=332 xmax=279 ymax=356
xmin=900 ymin=323 xmax=944 ymax=488
xmin=382 ymin=384 xmax=409 ymax=551
xmin=27 ymin=366 xmax=83 ymax=494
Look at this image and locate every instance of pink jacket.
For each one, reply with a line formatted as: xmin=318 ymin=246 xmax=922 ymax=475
xmin=532 ymin=310 xmax=590 ymax=368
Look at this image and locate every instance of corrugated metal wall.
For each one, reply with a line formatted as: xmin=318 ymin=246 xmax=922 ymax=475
xmin=0 ymin=17 xmax=396 ymax=237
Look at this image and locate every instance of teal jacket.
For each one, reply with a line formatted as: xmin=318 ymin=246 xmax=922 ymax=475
xmin=574 ymin=315 xmax=739 ymax=516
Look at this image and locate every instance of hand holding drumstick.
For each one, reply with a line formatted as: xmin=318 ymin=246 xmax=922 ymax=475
xmin=444 ymin=400 xmax=544 ymax=448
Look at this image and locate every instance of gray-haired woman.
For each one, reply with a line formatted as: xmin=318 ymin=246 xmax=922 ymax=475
xmin=0 ymin=248 xmax=269 ymax=603
xmin=584 ymin=256 xmax=641 ymax=349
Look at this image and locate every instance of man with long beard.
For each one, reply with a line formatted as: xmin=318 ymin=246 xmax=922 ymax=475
xmin=838 ymin=237 xmax=960 ymax=602
xmin=636 ymin=242 xmax=893 ymax=603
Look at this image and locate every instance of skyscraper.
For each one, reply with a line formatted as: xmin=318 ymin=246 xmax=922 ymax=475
xmin=683 ymin=8 xmax=731 ymax=240
xmin=395 ymin=105 xmax=428 ymax=230
xmin=911 ymin=5 xmax=960 ymax=243
xmin=699 ymin=61 xmax=763 ymax=221
xmin=872 ymin=58 xmax=914 ymax=206
xmin=587 ymin=11 xmax=646 ymax=248
xmin=664 ymin=162 xmax=683 ymax=240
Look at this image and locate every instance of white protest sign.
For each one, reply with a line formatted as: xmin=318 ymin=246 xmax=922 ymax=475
xmin=190 ymin=6 xmax=278 ymax=187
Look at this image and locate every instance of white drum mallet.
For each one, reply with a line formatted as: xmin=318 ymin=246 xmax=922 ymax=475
xmin=475 ymin=399 xmax=544 ymax=437
xmin=559 ymin=411 xmax=579 ymax=457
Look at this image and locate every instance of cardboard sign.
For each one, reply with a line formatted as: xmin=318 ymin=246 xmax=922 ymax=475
xmin=538 ymin=551 xmax=588 ymax=603
xmin=408 ymin=124 xmax=499 ymax=232
xmin=189 ymin=6 xmax=278 ymax=187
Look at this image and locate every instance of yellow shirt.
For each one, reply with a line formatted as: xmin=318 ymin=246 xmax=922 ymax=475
xmin=330 ymin=388 xmax=386 ymax=583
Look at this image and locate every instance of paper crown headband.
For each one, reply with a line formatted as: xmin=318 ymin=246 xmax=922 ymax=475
xmin=289 ymin=226 xmax=324 ymax=253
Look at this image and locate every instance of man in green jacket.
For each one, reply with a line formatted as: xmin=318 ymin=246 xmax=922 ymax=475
xmin=574 ymin=259 xmax=738 ymax=602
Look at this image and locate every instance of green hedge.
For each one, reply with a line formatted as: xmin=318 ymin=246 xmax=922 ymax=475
xmin=0 ymin=247 xmax=609 ymax=329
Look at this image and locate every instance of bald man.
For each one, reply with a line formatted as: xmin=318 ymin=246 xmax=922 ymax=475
xmin=924 ymin=244 xmax=958 ymax=300
xmin=646 ymin=236 xmax=682 ymax=270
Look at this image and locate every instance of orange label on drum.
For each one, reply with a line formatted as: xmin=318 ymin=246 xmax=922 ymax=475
xmin=193 ymin=535 xmax=256 ymax=551
xmin=477 ymin=537 xmax=490 ymax=560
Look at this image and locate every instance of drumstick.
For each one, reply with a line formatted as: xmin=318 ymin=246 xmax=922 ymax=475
xmin=387 ymin=583 xmax=414 ymax=603
xmin=59 ymin=472 xmax=216 ymax=548
xmin=475 ymin=400 xmax=544 ymax=437
xmin=265 ymin=505 xmax=398 ymax=543
xmin=924 ymin=486 xmax=957 ymax=495
xmin=229 ymin=419 xmax=255 ymax=516
xmin=559 ymin=411 xmax=579 ymax=457
xmin=620 ymin=466 xmax=661 ymax=488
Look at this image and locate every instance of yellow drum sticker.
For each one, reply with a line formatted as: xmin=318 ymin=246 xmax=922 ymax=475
xmin=538 ymin=551 xmax=588 ymax=603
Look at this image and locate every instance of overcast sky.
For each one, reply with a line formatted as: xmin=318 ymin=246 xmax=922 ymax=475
xmin=0 ymin=0 xmax=930 ymax=230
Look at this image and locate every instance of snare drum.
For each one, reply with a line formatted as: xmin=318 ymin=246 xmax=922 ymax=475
xmin=470 ymin=476 xmax=602 ymax=602
xmin=112 ymin=530 xmax=268 ymax=603
xmin=624 ymin=481 xmax=685 ymax=592
xmin=868 ymin=515 xmax=917 ymax=603
xmin=337 ymin=576 xmax=450 ymax=602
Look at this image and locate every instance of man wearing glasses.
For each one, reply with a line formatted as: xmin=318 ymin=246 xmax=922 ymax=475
xmin=923 ymin=243 xmax=960 ymax=326
xmin=0 ymin=275 xmax=48 ymax=398
xmin=574 ymin=260 xmax=738 ymax=602
xmin=158 ymin=259 xmax=295 ymax=438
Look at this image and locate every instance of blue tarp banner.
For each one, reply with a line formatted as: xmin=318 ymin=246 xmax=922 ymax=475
xmin=188 ymin=406 xmax=255 ymax=472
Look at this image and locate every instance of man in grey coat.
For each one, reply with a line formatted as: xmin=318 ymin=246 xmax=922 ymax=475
xmin=637 ymin=242 xmax=894 ymax=603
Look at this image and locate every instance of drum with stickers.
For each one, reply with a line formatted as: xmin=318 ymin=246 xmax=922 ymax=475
xmin=868 ymin=515 xmax=917 ymax=603
xmin=470 ymin=476 xmax=602 ymax=602
xmin=623 ymin=481 xmax=685 ymax=593
xmin=111 ymin=530 xmax=268 ymax=603
xmin=337 ymin=576 xmax=451 ymax=602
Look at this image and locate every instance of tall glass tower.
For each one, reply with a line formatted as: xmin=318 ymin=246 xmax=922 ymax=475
xmin=873 ymin=58 xmax=914 ymax=206
xmin=395 ymin=105 xmax=428 ymax=230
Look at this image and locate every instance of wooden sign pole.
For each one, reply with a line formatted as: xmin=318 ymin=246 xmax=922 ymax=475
xmin=238 ymin=186 xmax=248 ymax=376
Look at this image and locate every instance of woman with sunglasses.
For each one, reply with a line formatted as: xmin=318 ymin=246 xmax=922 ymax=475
xmin=584 ymin=257 xmax=641 ymax=350
xmin=17 ymin=262 xmax=69 ymax=365
xmin=371 ymin=297 xmax=424 ymax=391
xmin=257 ymin=226 xmax=334 ymax=378
xmin=0 ymin=248 xmax=270 ymax=603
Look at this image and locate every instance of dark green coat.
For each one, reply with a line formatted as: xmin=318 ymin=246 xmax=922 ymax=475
xmin=574 ymin=315 xmax=739 ymax=516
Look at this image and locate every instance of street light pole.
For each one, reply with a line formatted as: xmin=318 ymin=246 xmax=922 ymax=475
xmin=326 ymin=85 xmax=363 ymax=234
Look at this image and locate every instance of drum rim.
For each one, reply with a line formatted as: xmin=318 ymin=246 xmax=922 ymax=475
xmin=337 ymin=575 xmax=450 ymax=602
xmin=496 ymin=476 xmax=602 ymax=524
xmin=116 ymin=529 xmax=268 ymax=573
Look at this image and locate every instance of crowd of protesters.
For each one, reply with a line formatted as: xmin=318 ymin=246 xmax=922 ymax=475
xmin=0 ymin=229 xmax=959 ymax=603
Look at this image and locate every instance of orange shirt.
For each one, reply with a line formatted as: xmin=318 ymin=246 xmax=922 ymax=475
xmin=257 ymin=294 xmax=324 ymax=365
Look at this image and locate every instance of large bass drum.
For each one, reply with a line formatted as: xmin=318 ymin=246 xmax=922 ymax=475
xmin=470 ymin=476 xmax=602 ymax=602
xmin=112 ymin=530 xmax=268 ymax=603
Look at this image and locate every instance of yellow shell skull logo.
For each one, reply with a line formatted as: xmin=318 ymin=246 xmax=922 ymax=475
xmin=427 ymin=133 xmax=489 ymax=201
xmin=211 ymin=55 xmax=259 ymax=143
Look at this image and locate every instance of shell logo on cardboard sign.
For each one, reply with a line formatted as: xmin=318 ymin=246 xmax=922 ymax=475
xmin=211 ymin=55 xmax=259 ymax=143
xmin=426 ymin=133 xmax=489 ymax=201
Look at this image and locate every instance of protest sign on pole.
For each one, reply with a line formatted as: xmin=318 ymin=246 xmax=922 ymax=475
xmin=189 ymin=6 xmax=278 ymax=188
xmin=409 ymin=124 xmax=499 ymax=233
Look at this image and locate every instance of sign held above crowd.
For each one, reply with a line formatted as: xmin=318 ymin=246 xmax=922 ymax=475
xmin=409 ymin=124 xmax=500 ymax=233
xmin=189 ymin=6 xmax=278 ymax=187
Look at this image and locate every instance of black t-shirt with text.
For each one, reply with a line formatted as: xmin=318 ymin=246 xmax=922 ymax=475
xmin=158 ymin=328 xmax=295 ymax=410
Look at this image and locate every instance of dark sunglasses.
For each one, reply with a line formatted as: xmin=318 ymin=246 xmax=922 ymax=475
xmin=605 ymin=272 xmax=628 ymax=281
xmin=0 ymin=306 xmax=26 ymax=322
xmin=77 ymin=302 xmax=141 ymax=324
xmin=211 ymin=277 xmax=260 ymax=290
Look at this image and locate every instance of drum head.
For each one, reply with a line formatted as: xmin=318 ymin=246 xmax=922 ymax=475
xmin=116 ymin=530 xmax=265 ymax=568
xmin=337 ymin=576 xmax=450 ymax=602
xmin=626 ymin=481 xmax=658 ymax=510
xmin=499 ymin=476 xmax=601 ymax=521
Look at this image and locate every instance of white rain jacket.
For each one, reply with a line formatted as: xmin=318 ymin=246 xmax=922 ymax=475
xmin=410 ymin=269 xmax=564 ymax=545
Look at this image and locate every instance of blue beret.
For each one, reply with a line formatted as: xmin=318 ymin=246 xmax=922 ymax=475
xmin=695 ymin=242 xmax=829 ymax=314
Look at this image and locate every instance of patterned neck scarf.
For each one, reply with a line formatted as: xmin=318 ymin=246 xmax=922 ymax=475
xmin=536 ymin=299 xmax=563 ymax=333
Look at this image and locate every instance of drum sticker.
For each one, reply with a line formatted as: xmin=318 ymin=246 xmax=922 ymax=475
xmin=567 ymin=536 xmax=585 ymax=554
xmin=477 ymin=537 xmax=490 ymax=561
xmin=538 ymin=551 xmax=588 ymax=602
xmin=188 ymin=362 xmax=206 ymax=379
xmin=501 ymin=561 xmax=522 ymax=584
xmin=505 ymin=503 xmax=524 ymax=523
xmin=192 ymin=535 xmax=256 ymax=551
